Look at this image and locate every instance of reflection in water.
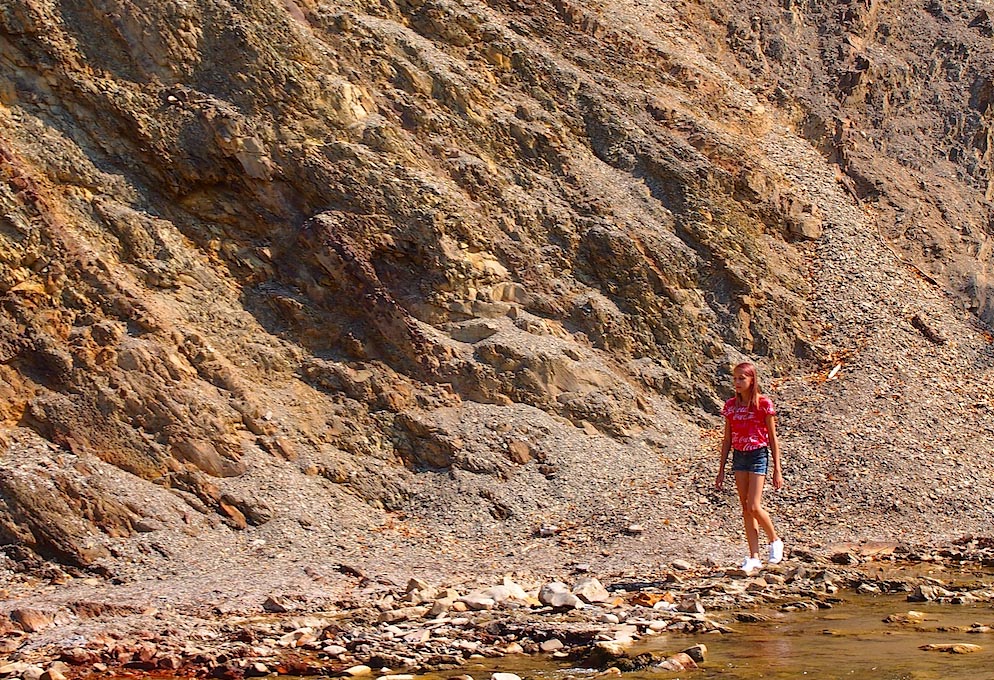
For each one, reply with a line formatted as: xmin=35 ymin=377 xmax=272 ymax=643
xmin=735 ymin=632 xmax=794 ymax=669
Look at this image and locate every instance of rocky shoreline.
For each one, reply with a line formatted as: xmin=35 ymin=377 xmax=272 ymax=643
xmin=3 ymin=539 xmax=994 ymax=680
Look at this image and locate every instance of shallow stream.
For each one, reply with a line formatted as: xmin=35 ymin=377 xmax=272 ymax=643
xmin=657 ymin=593 xmax=994 ymax=679
xmin=455 ymin=588 xmax=994 ymax=680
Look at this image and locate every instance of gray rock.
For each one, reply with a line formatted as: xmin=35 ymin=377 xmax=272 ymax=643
xmin=449 ymin=321 xmax=501 ymax=343
xmin=539 ymin=582 xmax=584 ymax=609
xmin=908 ymin=584 xmax=955 ymax=602
xmin=681 ymin=644 xmax=708 ymax=663
xmin=572 ymin=576 xmax=610 ymax=603
xmin=458 ymin=593 xmax=496 ymax=610
xmin=677 ymin=595 xmax=705 ymax=614
xmin=262 ymin=596 xmax=292 ymax=613
xmin=406 ymin=577 xmax=430 ymax=593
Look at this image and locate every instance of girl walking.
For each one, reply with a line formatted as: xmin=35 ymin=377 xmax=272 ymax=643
xmin=715 ymin=362 xmax=783 ymax=572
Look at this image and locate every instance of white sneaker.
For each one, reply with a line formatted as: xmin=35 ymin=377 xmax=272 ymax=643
xmin=769 ymin=539 xmax=784 ymax=564
xmin=740 ymin=557 xmax=763 ymax=573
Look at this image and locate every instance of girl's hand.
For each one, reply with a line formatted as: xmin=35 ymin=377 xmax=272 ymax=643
xmin=771 ymin=469 xmax=784 ymax=490
xmin=715 ymin=470 xmax=725 ymax=489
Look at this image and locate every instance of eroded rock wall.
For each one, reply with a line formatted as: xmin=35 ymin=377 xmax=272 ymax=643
xmin=698 ymin=0 xmax=994 ymax=323
xmin=1 ymin=0 xmax=984 ymax=568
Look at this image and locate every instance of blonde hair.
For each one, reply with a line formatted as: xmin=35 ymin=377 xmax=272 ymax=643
xmin=733 ymin=362 xmax=762 ymax=411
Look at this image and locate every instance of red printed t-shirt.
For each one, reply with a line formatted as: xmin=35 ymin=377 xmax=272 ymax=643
xmin=723 ymin=396 xmax=776 ymax=451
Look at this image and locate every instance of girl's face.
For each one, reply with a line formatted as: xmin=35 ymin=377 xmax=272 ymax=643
xmin=733 ymin=371 xmax=753 ymax=395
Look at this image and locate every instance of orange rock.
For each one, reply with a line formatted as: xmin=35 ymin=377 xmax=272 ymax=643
xmin=219 ymin=501 xmax=247 ymax=530
xmin=10 ymin=608 xmax=55 ymax=633
xmin=507 ymin=440 xmax=533 ymax=464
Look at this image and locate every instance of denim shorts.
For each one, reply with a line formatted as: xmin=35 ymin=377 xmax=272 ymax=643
xmin=732 ymin=447 xmax=769 ymax=475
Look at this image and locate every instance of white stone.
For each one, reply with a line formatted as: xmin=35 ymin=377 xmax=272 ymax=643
xmin=539 ymin=582 xmax=584 ymax=609
xmin=482 ymin=582 xmax=527 ymax=603
xmin=492 ymin=674 xmax=521 ymax=680
xmin=344 ymin=666 xmax=372 ymax=677
xmin=458 ymin=594 xmax=496 ymax=610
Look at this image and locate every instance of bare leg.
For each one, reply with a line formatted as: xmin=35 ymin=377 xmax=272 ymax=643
xmin=734 ymin=471 xmax=760 ymax=558
xmin=744 ymin=472 xmax=778 ymax=543
xmin=736 ymin=471 xmax=779 ymax=558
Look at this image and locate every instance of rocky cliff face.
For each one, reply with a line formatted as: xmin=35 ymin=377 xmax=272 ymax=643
xmin=0 ymin=0 xmax=992 ymax=573
xmin=703 ymin=0 xmax=994 ymax=318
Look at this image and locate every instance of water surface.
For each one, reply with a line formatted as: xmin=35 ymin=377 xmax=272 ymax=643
xmin=456 ymin=591 xmax=994 ymax=680
xmin=679 ymin=593 xmax=994 ymax=679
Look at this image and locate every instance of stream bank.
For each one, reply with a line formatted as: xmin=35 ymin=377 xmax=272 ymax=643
xmin=3 ymin=540 xmax=994 ymax=679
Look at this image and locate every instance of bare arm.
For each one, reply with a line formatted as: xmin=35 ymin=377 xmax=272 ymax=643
xmin=715 ymin=419 xmax=731 ymax=489
xmin=766 ymin=413 xmax=783 ymax=490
